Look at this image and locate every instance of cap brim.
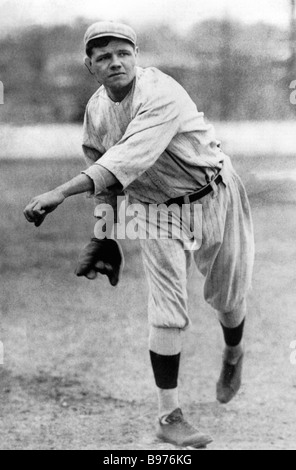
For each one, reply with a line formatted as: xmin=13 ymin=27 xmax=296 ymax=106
xmin=86 ymin=33 xmax=136 ymax=46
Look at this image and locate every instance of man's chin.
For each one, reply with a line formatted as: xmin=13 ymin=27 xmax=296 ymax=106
xmin=109 ymin=74 xmax=127 ymax=83
xmin=107 ymin=77 xmax=134 ymax=91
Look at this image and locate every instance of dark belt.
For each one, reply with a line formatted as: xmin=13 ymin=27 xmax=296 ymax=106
xmin=166 ymin=174 xmax=223 ymax=206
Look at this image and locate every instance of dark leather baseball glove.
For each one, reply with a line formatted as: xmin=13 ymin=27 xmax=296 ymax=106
xmin=75 ymin=238 xmax=124 ymax=286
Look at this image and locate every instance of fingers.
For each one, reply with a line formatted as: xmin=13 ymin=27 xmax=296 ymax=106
xmin=95 ymin=262 xmax=118 ymax=286
xmin=79 ymin=262 xmax=113 ymax=283
xmin=95 ymin=261 xmax=112 ymax=274
xmin=85 ymin=270 xmax=97 ymax=280
xmin=24 ymin=200 xmax=46 ymax=227
xmin=109 ymin=270 xmax=119 ymax=287
xmin=94 ymin=261 xmax=106 ymax=272
xmin=23 ymin=200 xmax=37 ymax=223
xmin=34 ymin=213 xmax=47 ymax=227
xmin=32 ymin=203 xmax=46 ymax=227
xmin=77 ymin=263 xmax=119 ymax=286
xmin=24 ymin=189 xmax=64 ymax=227
xmin=33 ymin=202 xmax=46 ymax=215
xmin=76 ymin=259 xmax=114 ymax=283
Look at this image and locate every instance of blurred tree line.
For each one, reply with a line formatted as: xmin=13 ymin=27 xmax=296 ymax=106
xmin=0 ymin=16 xmax=295 ymax=124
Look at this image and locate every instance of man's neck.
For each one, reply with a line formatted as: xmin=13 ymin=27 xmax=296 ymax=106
xmin=105 ymin=79 xmax=135 ymax=103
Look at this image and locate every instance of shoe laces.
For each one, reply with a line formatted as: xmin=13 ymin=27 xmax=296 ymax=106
xmin=162 ymin=408 xmax=183 ymax=424
xmin=163 ymin=409 xmax=197 ymax=433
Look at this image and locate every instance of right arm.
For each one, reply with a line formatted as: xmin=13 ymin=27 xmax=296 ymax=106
xmin=82 ymin=143 xmax=124 ymax=239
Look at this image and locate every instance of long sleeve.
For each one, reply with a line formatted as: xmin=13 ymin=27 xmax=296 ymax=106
xmin=82 ymin=147 xmax=123 ymax=235
xmin=82 ymin=108 xmax=124 ymax=206
xmin=83 ymin=88 xmax=180 ymax=191
xmin=82 ymin=144 xmax=103 ymax=169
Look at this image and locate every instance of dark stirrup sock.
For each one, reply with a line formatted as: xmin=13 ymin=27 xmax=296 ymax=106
xmin=150 ymin=351 xmax=181 ymax=389
xmin=220 ymin=318 xmax=245 ymax=347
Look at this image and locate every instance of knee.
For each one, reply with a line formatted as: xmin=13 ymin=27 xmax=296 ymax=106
xmin=217 ymin=298 xmax=247 ymax=328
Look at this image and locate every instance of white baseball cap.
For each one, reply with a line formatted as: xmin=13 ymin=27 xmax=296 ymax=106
xmin=84 ymin=21 xmax=137 ymax=50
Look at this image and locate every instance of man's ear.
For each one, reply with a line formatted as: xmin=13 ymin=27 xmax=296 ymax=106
xmin=84 ymin=56 xmax=94 ymax=75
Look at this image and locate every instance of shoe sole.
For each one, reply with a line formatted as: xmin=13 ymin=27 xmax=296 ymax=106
xmin=157 ymin=434 xmax=213 ymax=449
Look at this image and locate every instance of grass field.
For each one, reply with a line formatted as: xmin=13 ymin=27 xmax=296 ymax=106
xmin=1 ymin=122 xmax=296 ymax=159
xmin=1 ymin=158 xmax=296 ymax=450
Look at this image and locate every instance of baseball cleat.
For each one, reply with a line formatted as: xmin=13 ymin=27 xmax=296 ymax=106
xmin=156 ymin=408 xmax=213 ymax=448
xmin=216 ymin=346 xmax=244 ymax=404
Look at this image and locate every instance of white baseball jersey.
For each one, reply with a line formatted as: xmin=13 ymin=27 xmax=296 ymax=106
xmin=81 ymin=66 xmax=254 ymax=325
xmin=82 ymin=66 xmax=225 ymax=204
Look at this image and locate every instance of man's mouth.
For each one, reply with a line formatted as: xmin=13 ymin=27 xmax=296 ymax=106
xmin=109 ymin=72 xmax=125 ymax=78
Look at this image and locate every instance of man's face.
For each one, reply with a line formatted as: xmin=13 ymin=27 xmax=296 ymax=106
xmin=86 ymin=39 xmax=138 ymax=93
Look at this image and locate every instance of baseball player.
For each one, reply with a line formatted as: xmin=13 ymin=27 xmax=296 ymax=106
xmin=24 ymin=21 xmax=254 ymax=449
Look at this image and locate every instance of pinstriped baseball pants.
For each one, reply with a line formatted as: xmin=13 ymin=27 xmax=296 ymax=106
xmin=138 ymin=158 xmax=255 ymax=331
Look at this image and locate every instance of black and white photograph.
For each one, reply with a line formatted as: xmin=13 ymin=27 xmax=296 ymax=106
xmin=0 ymin=0 xmax=295 ymax=452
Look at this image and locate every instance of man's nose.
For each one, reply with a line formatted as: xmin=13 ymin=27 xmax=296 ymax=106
xmin=110 ymin=55 xmax=122 ymax=69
